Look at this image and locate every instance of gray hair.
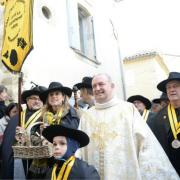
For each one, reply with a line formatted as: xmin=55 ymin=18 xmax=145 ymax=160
xmin=93 ymin=73 xmax=113 ymax=83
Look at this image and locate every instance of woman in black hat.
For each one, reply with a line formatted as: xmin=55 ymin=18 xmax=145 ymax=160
xmin=42 ymin=125 xmax=100 ymax=180
xmin=40 ymin=82 xmax=79 ymax=129
xmin=28 ymin=82 xmax=80 ymax=178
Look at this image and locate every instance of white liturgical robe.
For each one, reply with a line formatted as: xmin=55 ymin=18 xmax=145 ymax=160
xmin=80 ymin=97 xmax=179 ymax=180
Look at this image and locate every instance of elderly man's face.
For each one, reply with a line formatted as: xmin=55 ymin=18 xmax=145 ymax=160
xmin=92 ymin=75 xmax=114 ymax=103
xmin=26 ymin=95 xmax=43 ymax=110
xmin=166 ymin=80 xmax=180 ymax=102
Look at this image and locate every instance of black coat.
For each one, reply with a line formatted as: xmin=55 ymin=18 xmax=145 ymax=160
xmin=60 ymin=106 xmax=80 ymax=129
xmin=45 ymin=158 xmax=100 ymax=180
xmin=1 ymin=114 xmax=19 ymax=179
xmin=147 ymin=107 xmax=180 ymax=176
xmin=146 ymin=111 xmax=156 ymax=123
xmin=0 ymin=101 xmax=7 ymax=119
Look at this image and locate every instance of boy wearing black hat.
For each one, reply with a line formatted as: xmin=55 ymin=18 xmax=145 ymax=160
xmin=148 ymin=72 xmax=180 ymax=176
xmin=42 ymin=125 xmax=100 ymax=179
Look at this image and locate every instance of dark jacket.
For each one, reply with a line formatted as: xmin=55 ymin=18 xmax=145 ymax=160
xmin=60 ymin=106 xmax=79 ymax=129
xmin=45 ymin=158 xmax=100 ymax=180
xmin=1 ymin=114 xmax=19 ymax=179
xmin=146 ymin=111 xmax=156 ymax=123
xmin=147 ymin=106 xmax=180 ymax=176
xmin=1 ymin=109 xmax=38 ymax=179
xmin=0 ymin=101 xmax=7 ymax=119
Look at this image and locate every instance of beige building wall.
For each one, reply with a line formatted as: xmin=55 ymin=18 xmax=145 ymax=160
xmin=124 ymin=52 xmax=169 ymax=101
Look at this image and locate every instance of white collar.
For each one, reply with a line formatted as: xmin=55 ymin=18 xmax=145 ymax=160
xmin=95 ymin=97 xmax=119 ymax=109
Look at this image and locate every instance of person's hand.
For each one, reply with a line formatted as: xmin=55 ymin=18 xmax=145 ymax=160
xmin=15 ymin=126 xmax=26 ymax=145
xmin=16 ymin=126 xmax=25 ymax=134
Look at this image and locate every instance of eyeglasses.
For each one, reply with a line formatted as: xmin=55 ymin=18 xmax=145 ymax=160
xmin=28 ymin=97 xmax=41 ymax=101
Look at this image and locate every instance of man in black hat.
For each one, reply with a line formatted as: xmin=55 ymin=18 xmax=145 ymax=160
xmin=74 ymin=77 xmax=95 ymax=109
xmin=127 ymin=95 xmax=155 ymax=122
xmin=148 ymin=72 xmax=180 ymax=176
xmin=151 ymin=92 xmax=169 ymax=113
xmin=1 ymin=86 xmax=46 ymax=179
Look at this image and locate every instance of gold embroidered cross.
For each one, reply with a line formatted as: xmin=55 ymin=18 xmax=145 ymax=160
xmin=91 ymin=122 xmax=118 ymax=150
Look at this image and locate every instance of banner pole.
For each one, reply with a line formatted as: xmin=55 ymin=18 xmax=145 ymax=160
xmin=18 ymin=72 xmax=23 ymax=126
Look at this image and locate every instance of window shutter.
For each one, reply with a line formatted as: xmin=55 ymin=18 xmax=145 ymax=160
xmin=66 ymin=0 xmax=80 ymax=50
xmin=85 ymin=16 xmax=96 ymax=60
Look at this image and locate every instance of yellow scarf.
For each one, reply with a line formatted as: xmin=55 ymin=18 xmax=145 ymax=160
xmin=142 ymin=109 xmax=149 ymax=122
xmin=43 ymin=108 xmax=63 ymax=125
xmin=168 ymin=104 xmax=180 ymax=139
xmin=51 ymin=156 xmax=76 ymax=180
xmin=21 ymin=109 xmax=42 ymax=129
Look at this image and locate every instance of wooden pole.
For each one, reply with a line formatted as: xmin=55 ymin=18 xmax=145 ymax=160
xmin=18 ymin=72 xmax=23 ymax=126
xmin=73 ymin=85 xmax=79 ymax=109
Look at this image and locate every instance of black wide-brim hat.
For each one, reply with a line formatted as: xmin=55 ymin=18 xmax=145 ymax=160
xmin=74 ymin=77 xmax=93 ymax=89
xmin=21 ymin=86 xmax=42 ymax=103
xmin=157 ymin=72 xmax=180 ymax=93
xmin=152 ymin=93 xmax=168 ymax=104
xmin=40 ymin=82 xmax=72 ymax=103
xmin=42 ymin=125 xmax=89 ymax=148
xmin=127 ymin=95 xmax=152 ymax=110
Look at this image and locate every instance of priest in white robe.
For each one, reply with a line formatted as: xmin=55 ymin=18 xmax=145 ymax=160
xmin=80 ymin=73 xmax=179 ymax=180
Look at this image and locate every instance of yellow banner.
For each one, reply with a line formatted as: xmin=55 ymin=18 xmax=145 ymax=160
xmin=1 ymin=0 xmax=33 ymax=73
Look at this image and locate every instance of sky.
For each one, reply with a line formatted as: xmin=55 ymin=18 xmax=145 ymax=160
xmin=113 ymin=0 xmax=180 ymax=65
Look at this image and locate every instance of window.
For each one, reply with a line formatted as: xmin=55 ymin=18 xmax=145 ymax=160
xmin=66 ymin=0 xmax=97 ymax=62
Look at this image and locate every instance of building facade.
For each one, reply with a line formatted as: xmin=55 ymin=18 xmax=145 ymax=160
xmin=0 ymin=0 xmax=125 ymax=101
xmin=123 ymin=51 xmax=170 ymax=101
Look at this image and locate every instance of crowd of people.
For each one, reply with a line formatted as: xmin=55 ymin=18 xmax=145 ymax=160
xmin=0 ymin=71 xmax=179 ymax=179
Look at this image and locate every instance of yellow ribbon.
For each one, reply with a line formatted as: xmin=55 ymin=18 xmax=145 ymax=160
xmin=168 ymin=104 xmax=180 ymax=139
xmin=142 ymin=109 xmax=149 ymax=122
xmin=51 ymin=156 xmax=76 ymax=180
xmin=21 ymin=109 xmax=42 ymax=129
xmin=43 ymin=109 xmax=63 ymax=125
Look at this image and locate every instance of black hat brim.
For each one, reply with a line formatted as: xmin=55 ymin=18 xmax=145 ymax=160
xmin=157 ymin=78 xmax=180 ymax=93
xmin=74 ymin=83 xmax=92 ymax=90
xmin=152 ymin=98 xmax=161 ymax=104
xmin=127 ymin=95 xmax=151 ymax=110
xmin=21 ymin=90 xmax=41 ymax=104
xmin=42 ymin=125 xmax=89 ymax=148
xmin=40 ymin=87 xmax=72 ymax=103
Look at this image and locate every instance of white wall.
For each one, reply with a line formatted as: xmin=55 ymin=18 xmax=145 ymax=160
xmin=0 ymin=0 xmax=125 ymax=100
xmin=21 ymin=0 xmax=125 ymax=99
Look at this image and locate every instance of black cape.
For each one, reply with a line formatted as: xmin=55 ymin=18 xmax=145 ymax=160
xmin=1 ymin=114 xmax=19 ymax=179
xmin=147 ymin=106 xmax=180 ymax=176
xmin=45 ymin=158 xmax=100 ymax=180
